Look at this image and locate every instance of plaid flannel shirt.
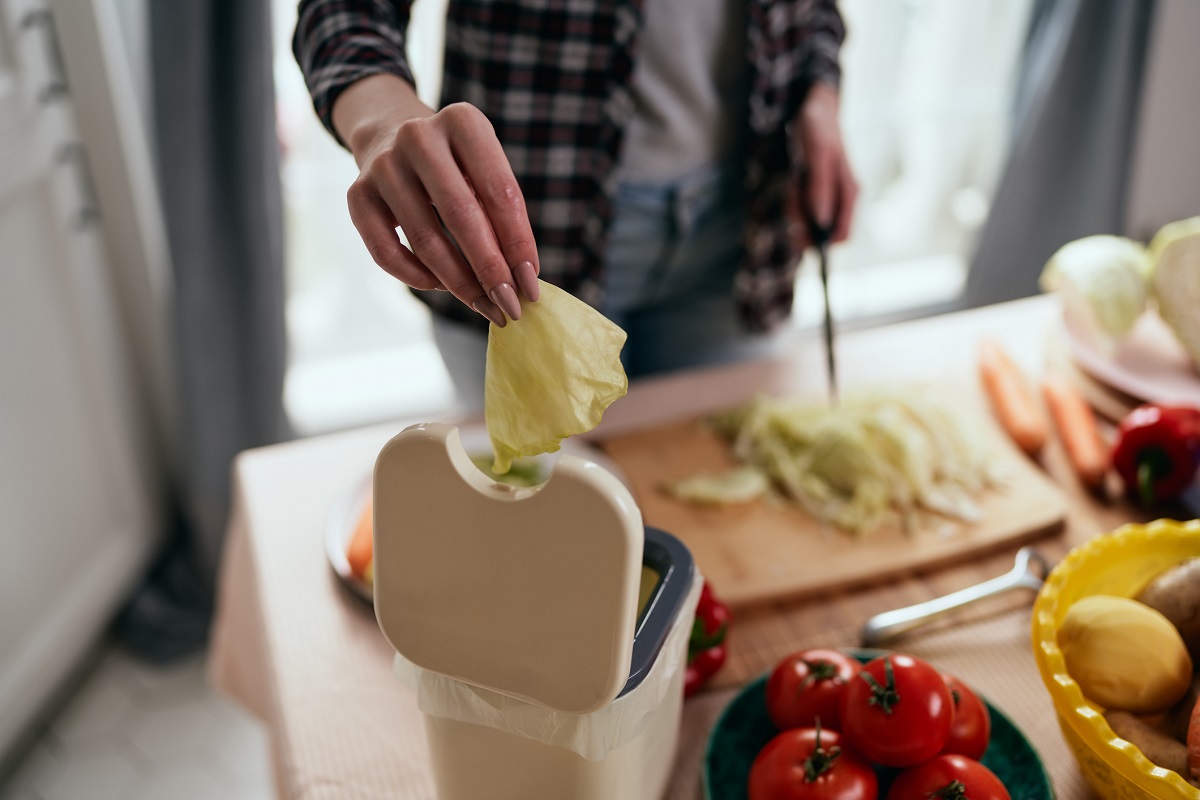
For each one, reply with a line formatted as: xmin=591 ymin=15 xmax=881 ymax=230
xmin=294 ymin=0 xmax=844 ymax=332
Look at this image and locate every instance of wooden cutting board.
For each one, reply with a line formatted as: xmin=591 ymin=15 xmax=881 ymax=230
xmin=599 ymin=392 xmax=1067 ymax=608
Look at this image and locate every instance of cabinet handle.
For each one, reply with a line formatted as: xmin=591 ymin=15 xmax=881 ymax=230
xmin=56 ymin=143 xmax=99 ymax=229
xmin=21 ymin=8 xmax=68 ymax=105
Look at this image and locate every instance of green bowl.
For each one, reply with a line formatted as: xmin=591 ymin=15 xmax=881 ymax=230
xmin=703 ymin=651 xmax=1053 ymax=800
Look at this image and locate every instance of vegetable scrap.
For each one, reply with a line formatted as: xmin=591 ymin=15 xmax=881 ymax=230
xmin=485 ymin=280 xmax=627 ymax=475
xmin=668 ymin=466 xmax=770 ymax=507
xmin=666 ymin=392 xmax=1004 ymax=536
xmin=468 ymin=455 xmax=545 ymax=487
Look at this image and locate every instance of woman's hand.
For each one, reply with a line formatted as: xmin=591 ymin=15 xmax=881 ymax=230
xmin=333 ymin=74 xmax=539 ymax=327
xmin=788 ymin=81 xmax=858 ymax=247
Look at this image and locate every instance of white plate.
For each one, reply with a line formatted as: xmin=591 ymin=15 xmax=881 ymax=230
xmin=324 ymin=426 xmax=631 ymax=603
xmin=1064 ymin=310 xmax=1200 ymax=407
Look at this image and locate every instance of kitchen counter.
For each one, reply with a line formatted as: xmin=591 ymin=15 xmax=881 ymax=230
xmin=210 ymin=294 xmax=1153 ymax=799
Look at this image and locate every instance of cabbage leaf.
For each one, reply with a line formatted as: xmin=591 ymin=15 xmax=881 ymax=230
xmin=485 ymin=280 xmax=627 ymax=474
xmin=666 ymin=466 xmax=769 ymax=505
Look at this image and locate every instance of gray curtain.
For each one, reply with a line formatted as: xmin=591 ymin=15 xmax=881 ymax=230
xmin=120 ymin=0 xmax=290 ymax=660
xmin=961 ymin=0 xmax=1156 ymax=307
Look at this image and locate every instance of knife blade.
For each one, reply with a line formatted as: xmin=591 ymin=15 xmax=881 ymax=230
xmin=808 ymin=220 xmax=837 ymax=404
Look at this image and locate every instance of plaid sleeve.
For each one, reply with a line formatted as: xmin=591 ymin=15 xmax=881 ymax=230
xmin=292 ymin=0 xmax=416 ymax=145
xmin=802 ymin=0 xmax=846 ymax=89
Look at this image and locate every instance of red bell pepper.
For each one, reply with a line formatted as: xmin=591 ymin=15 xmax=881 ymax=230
xmin=1111 ymin=404 xmax=1200 ymax=506
xmin=685 ymin=581 xmax=730 ymax=697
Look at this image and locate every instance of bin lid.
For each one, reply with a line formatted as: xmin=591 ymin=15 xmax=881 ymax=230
xmin=373 ymin=423 xmax=644 ymax=715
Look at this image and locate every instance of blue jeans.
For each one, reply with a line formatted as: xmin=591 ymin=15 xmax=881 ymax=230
xmin=432 ymin=161 xmax=780 ymax=410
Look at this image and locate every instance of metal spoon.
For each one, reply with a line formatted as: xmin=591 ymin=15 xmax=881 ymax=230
xmin=860 ymin=547 xmax=1050 ymax=647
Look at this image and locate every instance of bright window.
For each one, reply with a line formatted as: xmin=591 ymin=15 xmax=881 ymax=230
xmin=272 ymin=0 xmax=1033 ymax=434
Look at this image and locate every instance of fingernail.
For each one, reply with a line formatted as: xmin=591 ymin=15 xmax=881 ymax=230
xmin=472 ymin=298 xmax=507 ymax=327
xmin=489 ymin=283 xmax=522 ymax=321
xmin=513 ymin=261 xmax=540 ymax=302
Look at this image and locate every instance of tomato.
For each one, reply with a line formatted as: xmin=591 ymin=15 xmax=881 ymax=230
xmin=839 ymin=654 xmax=953 ymax=767
xmin=748 ymin=725 xmax=878 ymax=800
xmin=887 ymin=754 xmax=1010 ymax=800
xmin=766 ymin=649 xmax=859 ymax=731
xmin=940 ymin=674 xmax=991 ymax=760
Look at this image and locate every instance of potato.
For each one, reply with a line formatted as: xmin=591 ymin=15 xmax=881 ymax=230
xmin=1059 ymin=595 xmax=1193 ymax=713
xmin=1137 ymin=558 xmax=1200 ymax=659
xmin=1106 ymin=710 xmax=1190 ymax=777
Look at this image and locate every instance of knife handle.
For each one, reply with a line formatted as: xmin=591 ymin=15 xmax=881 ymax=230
xmin=805 ymin=216 xmax=833 ymax=249
xmin=806 ymin=206 xmax=835 ymax=247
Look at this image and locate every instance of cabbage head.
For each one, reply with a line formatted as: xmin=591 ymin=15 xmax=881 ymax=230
xmin=1039 ymin=235 xmax=1147 ymax=344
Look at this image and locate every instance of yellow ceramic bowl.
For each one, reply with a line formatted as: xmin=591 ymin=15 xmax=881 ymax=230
xmin=1032 ymin=518 xmax=1200 ymax=800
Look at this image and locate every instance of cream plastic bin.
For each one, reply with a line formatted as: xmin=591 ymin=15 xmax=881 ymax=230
xmin=373 ymin=423 xmax=699 ymax=800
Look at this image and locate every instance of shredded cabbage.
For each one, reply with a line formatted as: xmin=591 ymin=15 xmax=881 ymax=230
xmin=669 ymin=393 xmax=1002 ymax=535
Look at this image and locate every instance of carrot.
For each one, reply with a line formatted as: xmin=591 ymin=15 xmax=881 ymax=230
xmin=1189 ymin=693 xmax=1200 ymax=786
xmin=978 ymin=339 xmax=1048 ymax=457
xmin=346 ymin=498 xmax=374 ymax=579
xmin=1042 ymin=375 xmax=1108 ymax=490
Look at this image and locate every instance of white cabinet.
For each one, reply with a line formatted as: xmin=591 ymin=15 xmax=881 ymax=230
xmin=0 ymin=0 xmax=162 ymax=758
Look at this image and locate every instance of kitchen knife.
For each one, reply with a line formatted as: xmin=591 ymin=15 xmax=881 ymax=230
xmin=808 ymin=219 xmax=837 ymax=405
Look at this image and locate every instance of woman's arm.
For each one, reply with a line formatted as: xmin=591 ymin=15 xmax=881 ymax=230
xmin=294 ymin=0 xmax=417 ymax=143
xmin=293 ymin=1 xmax=538 ymax=325
xmin=789 ymin=1 xmax=857 ymax=244
xmin=793 ymin=81 xmax=857 ymax=244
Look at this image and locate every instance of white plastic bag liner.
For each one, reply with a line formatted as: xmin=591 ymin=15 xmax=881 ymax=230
xmin=392 ymin=572 xmax=701 ymax=761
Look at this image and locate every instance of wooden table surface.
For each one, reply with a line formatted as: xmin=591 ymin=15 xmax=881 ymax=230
xmin=581 ymin=295 xmax=1155 ymax=693
xmin=209 ymin=294 xmax=1184 ymax=800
